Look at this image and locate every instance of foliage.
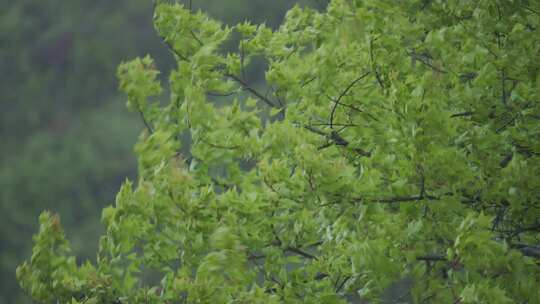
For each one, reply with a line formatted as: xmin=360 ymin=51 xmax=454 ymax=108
xmin=17 ymin=0 xmax=540 ymax=303
xmin=1 ymin=1 xmax=309 ymax=302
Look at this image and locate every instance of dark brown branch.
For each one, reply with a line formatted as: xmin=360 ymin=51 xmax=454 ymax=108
xmin=329 ymin=130 xmax=349 ymax=146
xmin=285 ymin=246 xmax=318 ymax=260
xmin=499 ymin=152 xmax=513 ymax=168
xmin=269 ymin=276 xmax=284 ymax=290
xmin=495 ymin=113 xmax=518 ymax=133
xmin=522 ymin=5 xmax=540 ymax=15
xmin=335 ymin=275 xmax=351 ymax=293
xmin=512 ymin=244 xmax=540 ymax=259
xmin=190 ymin=30 xmax=204 ymax=46
xmin=521 ymin=246 xmax=540 ymax=258
xmin=155 ymin=26 xmax=189 ymax=61
xmin=303 ymin=125 xmax=372 ymax=157
xmin=369 ymin=37 xmax=384 ymax=90
xmin=510 ymin=127 xmax=539 ymax=157
xmin=336 ymin=101 xmax=380 ymax=122
xmin=138 ymin=109 xmax=154 ymax=134
xmin=309 ymin=123 xmax=359 ymax=127
xmin=154 ymin=1 xmax=190 ymax=61
xmin=167 ymin=189 xmax=187 ymax=213
xmin=225 ymin=73 xmax=277 ymax=107
xmin=301 ymin=75 xmax=317 ymax=88
xmin=450 ymin=111 xmax=474 ymax=118
xmin=307 ymin=240 xmax=324 ymax=247
xmin=416 ymin=255 xmax=447 ymax=262
xmin=248 ymin=253 xmax=265 ymax=260
xmin=408 ymin=50 xmax=448 ymax=74
xmin=371 ymin=194 xmax=438 ymax=204
xmin=206 ymin=91 xmax=236 ymax=97
xmin=496 ymin=101 xmax=532 ymax=133
xmin=304 ymin=125 xmax=328 ymax=136
xmin=329 ymin=72 xmax=370 ymax=128
xmin=250 ymin=241 xmax=322 ymax=261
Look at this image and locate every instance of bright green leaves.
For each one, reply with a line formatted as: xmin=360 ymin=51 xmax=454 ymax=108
xmin=117 ymin=55 xmax=162 ymax=113
xmin=236 ymin=21 xmax=258 ymax=37
xmin=445 ymin=212 xmax=540 ymax=303
xmin=197 ymin=227 xmax=251 ymax=287
xmin=460 ymin=283 xmax=513 ymax=304
xmin=16 ymin=213 xmax=103 ymax=303
xmin=224 ymin=53 xmax=243 ymax=76
xmin=453 ymin=213 xmax=503 ymax=269
xmin=134 ymin=128 xmax=180 ymax=177
xmin=18 ymin=0 xmax=540 ymax=303
xmin=153 ymin=2 xmax=230 ymax=60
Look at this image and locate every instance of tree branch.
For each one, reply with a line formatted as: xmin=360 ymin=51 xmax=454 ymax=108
xmin=370 ymin=194 xmax=438 ymax=203
xmin=512 ymin=244 xmax=540 ymax=259
xmin=138 ymin=109 xmax=154 ymax=134
xmin=416 ymin=255 xmax=447 ymax=262
xmin=225 ymin=73 xmax=277 ymax=108
xmin=285 ymin=246 xmax=318 ymax=260
xmin=450 ymin=111 xmax=474 ymax=118
xmin=408 ymin=50 xmax=448 ymax=74
xmin=369 ymin=37 xmax=384 ymax=90
xmin=303 ymin=125 xmax=372 ymax=157
xmin=329 ymin=72 xmax=370 ymax=128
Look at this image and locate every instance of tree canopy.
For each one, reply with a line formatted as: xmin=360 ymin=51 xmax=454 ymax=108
xmin=1 ymin=0 xmax=301 ymax=302
xmin=17 ymin=0 xmax=540 ymax=303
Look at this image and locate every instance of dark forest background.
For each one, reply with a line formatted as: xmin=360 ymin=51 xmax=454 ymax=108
xmin=0 ymin=1 xmax=327 ymax=302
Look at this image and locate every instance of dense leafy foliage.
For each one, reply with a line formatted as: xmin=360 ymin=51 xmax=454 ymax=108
xmin=2 ymin=1 xmax=302 ymax=302
xmin=17 ymin=0 xmax=540 ymax=303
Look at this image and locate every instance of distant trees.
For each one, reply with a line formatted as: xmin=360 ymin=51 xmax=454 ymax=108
xmin=17 ymin=0 xmax=540 ymax=303
xmin=0 ymin=1 xmax=162 ymax=302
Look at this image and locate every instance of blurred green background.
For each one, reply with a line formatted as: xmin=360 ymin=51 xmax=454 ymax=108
xmin=0 ymin=0 xmax=325 ymax=302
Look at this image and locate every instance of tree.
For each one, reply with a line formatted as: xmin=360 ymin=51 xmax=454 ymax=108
xmin=2 ymin=1 xmax=300 ymax=302
xmin=17 ymin=0 xmax=540 ymax=303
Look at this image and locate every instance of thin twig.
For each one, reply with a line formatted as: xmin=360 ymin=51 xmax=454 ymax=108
xmin=522 ymin=5 xmax=540 ymax=15
xmin=153 ymin=2 xmax=190 ymax=61
xmin=329 ymin=72 xmax=370 ymax=128
xmin=303 ymin=125 xmax=372 ymax=157
xmin=285 ymin=246 xmax=318 ymax=260
xmin=512 ymin=244 xmax=540 ymax=259
xmin=240 ymin=40 xmax=247 ymax=81
xmin=190 ymin=30 xmax=204 ymax=46
xmin=301 ymin=75 xmax=317 ymax=88
xmin=408 ymin=50 xmax=448 ymax=74
xmin=369 ymin=37 xmax=384 ymax=90
xmin=226 ymin=73 xmax=277 ymax=107
xmin=206 ymin=91 xmax=236 ymax=97
xmin=450 ymin=111 xmax=474 ymax=118
xmin=138 ymin=109 xmax=154 ymax=134
xmin=416 ymin=255 xmax=447 ymax=262
xmin=371 ymin=194 xmax=438 ymax=203
xmin=336 ymin=276 xmax=351 ymax=293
